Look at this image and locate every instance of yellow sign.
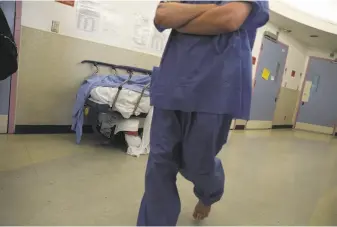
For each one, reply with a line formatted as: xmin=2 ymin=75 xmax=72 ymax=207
xmin=84 ymin=107 xmax=90 ymax=116
xmin=262 ymin=68 xmax=270 ymax=80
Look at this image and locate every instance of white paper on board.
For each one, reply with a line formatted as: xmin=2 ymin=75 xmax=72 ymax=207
xmin=76 ymin=1 xmax=101 ymax=32
xmin=132 ymin=13 xmax=151 ymax=47
xmin=302 ymin=81 xmax=312 ymax=102
xmin=150 ymin=29 xmax=171 ymax=53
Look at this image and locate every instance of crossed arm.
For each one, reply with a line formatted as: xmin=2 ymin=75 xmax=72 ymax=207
xmin=154 ymin=2 xmax=252 ymax=35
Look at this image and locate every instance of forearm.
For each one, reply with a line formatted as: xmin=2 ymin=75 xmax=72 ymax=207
xmin=176 ymin=11 xmax=231 ymax=35
xmin=154 ymin=2 xmax=217 ymax=29
xmin=177 ymin=2 xmax=252 ymax=35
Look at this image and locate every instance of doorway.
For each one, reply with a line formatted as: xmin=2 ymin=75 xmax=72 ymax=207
xmin=0 ymin=1 xmax=15 ymax=133
xmin=295 ymin=57 xmax=337 ymax=134
xmin=246 ymin=37 xmax=288 ymax=129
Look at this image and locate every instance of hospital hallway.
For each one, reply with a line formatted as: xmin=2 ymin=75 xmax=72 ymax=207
xmin=0 ymin=130 xmax=336 ymax=226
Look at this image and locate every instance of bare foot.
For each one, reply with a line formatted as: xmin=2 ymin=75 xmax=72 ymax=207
xmin=193 ymin=200 xmax=211 ymax=221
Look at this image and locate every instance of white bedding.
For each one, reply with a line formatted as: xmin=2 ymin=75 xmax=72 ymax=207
xmin=98 ymin=107 xmax=153 ymax=157
xmin=89 ymin=87 xmax=150 ymax=119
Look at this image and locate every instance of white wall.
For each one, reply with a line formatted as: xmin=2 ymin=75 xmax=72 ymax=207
xmin=252 ymin=23 xmax=308 ymax=91
xmin=21 ymin=1 xmax=170 ymax=57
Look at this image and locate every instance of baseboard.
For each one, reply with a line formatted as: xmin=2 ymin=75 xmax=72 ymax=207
xmin=272 ymin=125 xmax=293 ymax=129
xmin=0 ymin=115 xmax=8 ymax=133
xmin=234 ymin=125 xmax=245 ymax=130
xmin=295 ymin=122 xmax=334 ymax=135
xmin=15 ymin=125 xmax=93 ymax=134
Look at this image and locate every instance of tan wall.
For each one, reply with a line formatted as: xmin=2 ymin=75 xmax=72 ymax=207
xmin=16 ymin=27 xmax=160 ymax=125
xmin=235 ymin=119 xmax=247 ymax=126
xmin=273 ymin=87 xmax=300 ymax=125
xmin=0 ymin=115 xmax=8 ymax=133
xmin=16 ymin=27 xmax=303 ymax=128
xmin=236 ymin=87 xmax=300 ymax=127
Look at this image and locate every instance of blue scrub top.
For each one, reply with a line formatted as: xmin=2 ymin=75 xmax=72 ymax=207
xmin=150 ymin=1 xmax=269 ymax=120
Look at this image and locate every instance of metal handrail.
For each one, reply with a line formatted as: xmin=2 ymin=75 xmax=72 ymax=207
xmin=132 ymin=83 xmax=151 ymax=116
xmin=81 ymin=60 xmax=152 ymax=75
xmin=81 ymin=60 xmax=152 ymax=117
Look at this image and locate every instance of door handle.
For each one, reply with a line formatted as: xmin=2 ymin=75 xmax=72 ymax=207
xmin=275 ymin=62 xmax=280 ymax=81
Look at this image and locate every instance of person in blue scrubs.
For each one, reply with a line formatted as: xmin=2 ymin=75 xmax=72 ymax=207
xmin=138 ymin=1 xmax=269 ymax=225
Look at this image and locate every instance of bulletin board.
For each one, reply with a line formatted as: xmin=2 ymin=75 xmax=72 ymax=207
xmin=21 ymin=0 xmax=171 ymax=57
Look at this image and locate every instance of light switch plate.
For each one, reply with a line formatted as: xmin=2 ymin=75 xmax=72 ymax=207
xmin=51 ymin=20 xmax=60 ymax=33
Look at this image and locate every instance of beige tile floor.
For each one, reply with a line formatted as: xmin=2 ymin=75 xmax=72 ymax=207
xmin=0 ymin=130 xmax=336 ymax=225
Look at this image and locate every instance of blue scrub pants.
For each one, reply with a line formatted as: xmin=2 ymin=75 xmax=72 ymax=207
xmin=137 ymin=108 xmax=232 ymax=226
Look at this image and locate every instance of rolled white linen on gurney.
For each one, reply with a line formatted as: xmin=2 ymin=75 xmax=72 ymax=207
xmin=90 ymin=87 xmax=150 ymax=118
xmin=98 ymin=108 xmax=153 ymax=157
xmin=126 ymin=107 xmax=153 ymax=157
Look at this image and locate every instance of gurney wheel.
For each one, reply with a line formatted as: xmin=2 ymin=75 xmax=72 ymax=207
xmin=93 ymin=124 xmax=127 ymax=149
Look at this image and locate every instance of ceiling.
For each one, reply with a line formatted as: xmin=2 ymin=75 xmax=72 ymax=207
xmin=269 ymin=10 xmax=337 ymax=53
xmin=279 ymin=0 xmax=337 ymax=25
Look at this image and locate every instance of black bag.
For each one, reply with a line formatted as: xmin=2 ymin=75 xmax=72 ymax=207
xmin=0 ymin=8 xmax=18 ymax=81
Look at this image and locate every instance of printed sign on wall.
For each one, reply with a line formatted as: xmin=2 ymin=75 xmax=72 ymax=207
xmin=302 ymin=81 xmax=312 ymax=102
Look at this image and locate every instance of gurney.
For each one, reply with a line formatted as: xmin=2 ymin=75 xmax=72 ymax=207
xmin=72 ymin=60 xmax=154 ymax=157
